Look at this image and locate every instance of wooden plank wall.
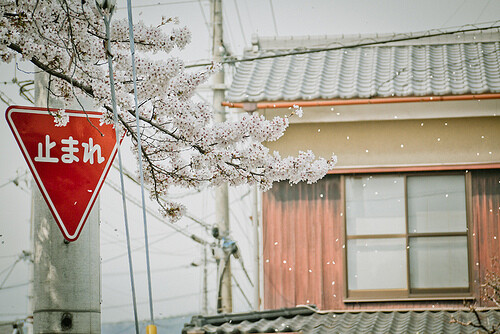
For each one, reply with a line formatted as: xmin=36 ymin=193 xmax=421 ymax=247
xmin=262 ymin=175 xmax=344 ymax=309
xmin=471 ymin=169 xmax=500 ymax=307
xmin=262 ymin=170 xmax=500 ymax=311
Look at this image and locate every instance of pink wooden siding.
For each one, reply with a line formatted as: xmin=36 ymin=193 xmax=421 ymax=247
xmin=471 ymin=169 xmax=500 ymax=307
xmin=262 ymin=170 xmax=500 ymax=310
xmin=262 ymin=175 xmax=345 ymax=309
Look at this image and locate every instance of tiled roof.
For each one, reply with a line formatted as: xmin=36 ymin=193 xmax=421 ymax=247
xmin=183 ymin=307 xmax=500 ymax=334
xmin=226 ymin=32 xmax=500 ymax=102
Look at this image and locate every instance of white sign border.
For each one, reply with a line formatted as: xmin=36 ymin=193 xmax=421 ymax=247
xmin=6 ymin=106 xmax=119 ymax=241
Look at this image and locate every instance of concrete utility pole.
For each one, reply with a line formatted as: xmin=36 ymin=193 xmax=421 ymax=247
xmin=211 ymin=0 xmax=232 ymax=314
xmin=32 ymin=73 xmax=101 ymax=333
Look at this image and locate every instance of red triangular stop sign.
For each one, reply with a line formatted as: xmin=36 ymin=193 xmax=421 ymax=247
xmin=6 ymin=106 xmax=120 ymax=241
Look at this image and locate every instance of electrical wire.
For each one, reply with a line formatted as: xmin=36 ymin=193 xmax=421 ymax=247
xmin=229 ymin=205 xmax=252 ymax=246
xmin=233 ymin=0 xmax=247 ymax=46
xmin=0 ymin=282 xmax=29 ymax=291
xmin=126 ymin=0 xmax=155 ymax=325
xmin=103 ymin=289 xmax=216 ymax=310
xmin=101 ymin=230 xmax=180 ymax=264
xmin=114 ymin=164 xmax=204 ymax=199
xmin=0 ymin=89 xmax=16 ymax=106
xmin=0 ymin=258 xmax=21 ymax=289
xmin=106 ymin=264 xmax=195 ymax=276
xmin=474 ymin=0 xmax=494 ymax=24
xmin=115 ymin=0 xmax=203 ymax=10
xmin=232 ymin=274 xmax=252 ymax=309
xmin=185 ymin=24 xmax=500 ymax=68
xmin=222 ymin=5 xmax=236 ymax=55
xmin=242 ymin=0 xmax=255 ymax=33
xmin=100 ymin=224 xmax=169 ymax=246
xmin=262 ymin=267 xmax=295 ymax=306
xmin=198 ymin=0 xmax=211 ymax=40
xmin=100 ymin=6 xmax=140 ymax=334
xmin=441 ymin=0 xmax=467 ymax=28
xmin=105 ymin=179 xmax=212 ymax=245
xmin=0 ymin=170 xmax=30 ymax=189
xmin=110 ymin=165 xmax=213 ymax=231
xmin=268 ymin=0 xmax=278 ymax=36
xmin=0 ymin=254 xmax=18 ymax=259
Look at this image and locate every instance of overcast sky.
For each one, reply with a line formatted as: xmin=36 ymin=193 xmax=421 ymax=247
xmin=1 ymin=0 xmax=499 ymax=325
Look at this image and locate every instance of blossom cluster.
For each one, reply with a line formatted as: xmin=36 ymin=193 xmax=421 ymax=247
xmin=53 ymin=109 xmax=69 ymax=127
xmin=0 ymin=0 xmax=336 ymax=221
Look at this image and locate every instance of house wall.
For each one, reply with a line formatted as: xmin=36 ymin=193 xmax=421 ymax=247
xmin=261 ymin=100 xmax=500 ymax=310
xmin=261 ymin=99 xmax=500 ymax=125
xmin=265 ymin=116 xmax=500 ymax=168
xmin=262 ymin=170 xmax=500 ymax=311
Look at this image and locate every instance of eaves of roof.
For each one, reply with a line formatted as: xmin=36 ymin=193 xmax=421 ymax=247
xmin=222 ymin=93 xmax=500 ymax=111
xmin=182 ymin=306 xmax=500 ymax=334
xmin=225 ymin=32 xmax=500 ymax=105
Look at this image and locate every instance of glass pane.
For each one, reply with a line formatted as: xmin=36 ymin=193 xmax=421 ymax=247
xmin=346 ymin=176 xmax=405 ymax=235
xmin=408 ymin=175 xmax=467 ymax=233
xmin=410 ymin=236 xmax=469 ymax=289
xmin=348 ymin=238 xmax=407 ymax=290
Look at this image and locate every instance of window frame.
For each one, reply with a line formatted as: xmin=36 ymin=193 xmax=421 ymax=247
xmin=342 ymin=171 xmax=473 ymax=302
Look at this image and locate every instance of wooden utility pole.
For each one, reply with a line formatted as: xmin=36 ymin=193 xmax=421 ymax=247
xmin=32 ymin=72 xmax=100 ymax=333
xmin=211 ymin=0 xmax=232 ymax=314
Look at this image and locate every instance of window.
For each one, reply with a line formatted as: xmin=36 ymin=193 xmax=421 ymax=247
xmin=345 ymin=173 xmax=470 ymax=299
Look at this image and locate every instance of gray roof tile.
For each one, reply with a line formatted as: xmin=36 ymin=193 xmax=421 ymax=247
xmin=226 ymin=35 xmax=500 ymax=102
xmin=184 ymin=307 xmax=500 ymax=334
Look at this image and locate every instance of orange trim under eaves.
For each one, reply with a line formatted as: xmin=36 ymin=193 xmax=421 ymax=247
xmin=221 ymin=93 xmax=500 ymax=110
xmin=328 ymin=163 xmax=500 ymax=175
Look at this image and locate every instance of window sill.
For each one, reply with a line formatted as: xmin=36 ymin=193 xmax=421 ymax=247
xmin=344 ymin=295 xmax=474 ymax=303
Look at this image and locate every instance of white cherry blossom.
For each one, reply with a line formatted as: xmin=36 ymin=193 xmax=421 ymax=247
xmin=0 ymin=0 xmax=336 ymax=220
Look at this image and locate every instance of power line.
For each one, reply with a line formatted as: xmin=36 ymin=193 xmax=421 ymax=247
xmin=114 ymin=164 xmax=201 ymax=199
xmin=0 ymin=251 xmax=30 ymax=280
xmin=148 ymin=247 xmax=198 ymax=256
xmin=229 ymin=203 xmax=252 ymax=247
xmin=0 ymin=282 xmax=29 ymax=291
xmin=0 ymin=260 xmax=19 ymax=278
xmin=232 ymin=274 xmax=252 ymax=309
xmin=115 ymin=0 xmax=204 ymax=10
xmin=185 ymin=24 xmax=500 ymax=68
xmin=105 ymin=178 xmax=211 ymax=245
xmin=233 ymin=0 xmax=247 ymax=46
xmin=101 ymin=231 xmax=182 ymax=263
xmin=262 ymin=266 xmax=295 ymax=306
xmin=222 ymin=5 xmax=237 ymax=55
xmin=268 ymin=0 xmax=278 ymax=36
xmin=105 ymin=264 xmax=196 ymax=276
xmin=0 ymin=255 xmax=18 ymax=259
xmin=0 ymin=170 xmax=30 ymax=189
xmin=198 ymin=0 xmax=211 ymax=39
xmin=99 ymin=224 xmax=174 ymax=245
xmin=477 ymin=0 xmax=495 ymax=24
xmin=441 ymin=0 xmax=467 ymax=28
xmin=0 ymin=88 xmax=16 ymax=106
xmin=242 ymin=0 xmax=255 ymax=32
xmin=112 ymin=165 xmax=213 ymax=231
xmin=103 ymin=289 xmax=216 ymax=310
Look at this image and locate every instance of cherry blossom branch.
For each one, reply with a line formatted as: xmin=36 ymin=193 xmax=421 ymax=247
xmin=1 ymin=0 xmax=336 ymax=221
xmin=450 ymin=306 xmax=498 ymax=334
xmin=7 ymin=43 xmax=94 ymax=96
